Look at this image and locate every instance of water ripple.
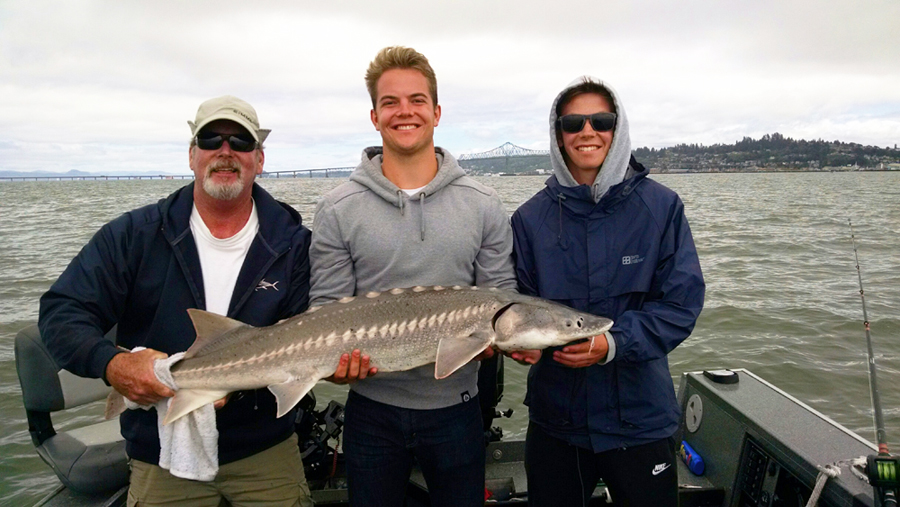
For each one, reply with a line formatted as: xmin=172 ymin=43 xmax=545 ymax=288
xmin=1 ymin=173 xmax=898 ymax=505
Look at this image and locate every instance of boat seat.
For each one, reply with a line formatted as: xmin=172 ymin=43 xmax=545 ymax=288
xmin=15 ymin=324 xmax=129 ymax=494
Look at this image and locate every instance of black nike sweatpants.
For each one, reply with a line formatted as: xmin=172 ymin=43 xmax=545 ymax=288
xmin=524 ymin=422 xmax=679 ymax=507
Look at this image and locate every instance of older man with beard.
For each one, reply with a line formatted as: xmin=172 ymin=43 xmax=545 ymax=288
xmin=39 ymin=96 xmax=314 ymax=506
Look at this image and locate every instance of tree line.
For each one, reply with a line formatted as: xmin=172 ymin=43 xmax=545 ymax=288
xmin=633 ymin=133 xmax=900 ymax=170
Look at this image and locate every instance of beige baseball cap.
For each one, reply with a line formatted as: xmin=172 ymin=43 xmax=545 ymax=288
xmin=187 ymin=95 xmax=271 ymax=144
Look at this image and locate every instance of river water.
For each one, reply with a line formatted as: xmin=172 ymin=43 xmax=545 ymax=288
xmin=1 ymin=172 xmax=898 ymax=505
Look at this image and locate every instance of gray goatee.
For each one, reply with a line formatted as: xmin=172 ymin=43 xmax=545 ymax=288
xmin=203 ymin=159 xmax=244 ymax=201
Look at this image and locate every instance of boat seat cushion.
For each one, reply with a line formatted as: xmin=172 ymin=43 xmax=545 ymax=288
xmin=15 ymin=324 xmax=129 ymax=494
xmin=37 ymin=420 xmax=129 ymax=494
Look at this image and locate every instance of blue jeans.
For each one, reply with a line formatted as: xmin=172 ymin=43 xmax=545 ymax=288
xmin=343 ymin=390 xmax=485 ymax=507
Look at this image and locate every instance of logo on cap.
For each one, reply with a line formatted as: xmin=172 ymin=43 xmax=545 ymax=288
xmin=229 ymin=108 xmax=255 ymax=124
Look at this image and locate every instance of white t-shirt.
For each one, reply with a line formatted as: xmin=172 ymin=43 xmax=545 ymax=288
xmin=189 ymin=202 xmax=259 ymax=316
xmin=401 ymin=185 xmax=427 ymax=196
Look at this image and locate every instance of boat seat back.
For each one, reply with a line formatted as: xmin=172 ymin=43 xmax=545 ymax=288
xmin=15 ymin=324 xmax=129 ymax=494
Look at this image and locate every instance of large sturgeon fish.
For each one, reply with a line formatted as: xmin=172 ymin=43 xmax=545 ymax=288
xmin=131 ymin=285 xmax=613 ymax=425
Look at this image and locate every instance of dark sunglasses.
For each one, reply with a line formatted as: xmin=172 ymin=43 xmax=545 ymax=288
xmin=557 ymin=113 xmax=617 ymax=134
xmin=194 ymin=132 xmax=257 ymax=152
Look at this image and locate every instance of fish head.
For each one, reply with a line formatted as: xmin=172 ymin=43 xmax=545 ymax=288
xmin=492 ymin=300 xmax=613 ymax=350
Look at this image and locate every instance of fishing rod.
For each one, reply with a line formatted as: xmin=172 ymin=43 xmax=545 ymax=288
xmin=849 ymin=219 xmax=898 ymax=507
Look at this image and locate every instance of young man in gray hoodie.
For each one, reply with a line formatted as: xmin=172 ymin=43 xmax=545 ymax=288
xmin=309 ymin=46 xmax=517 ymax=506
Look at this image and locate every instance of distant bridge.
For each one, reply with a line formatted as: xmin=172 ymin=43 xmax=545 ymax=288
xmin=458 ymin=142 xmax=550 ymax=175
xmin=0 ymin=174 xmax=195 ymax=182
xmin=1 ymin=144 xmax=548 ymax=182
xmin=0 ymin=168 xmax=352 ymax=182
xmin=260 ymin=167 xmax=353 ymax=178
xmin=458 ymin=142 xmax=549 ymax=160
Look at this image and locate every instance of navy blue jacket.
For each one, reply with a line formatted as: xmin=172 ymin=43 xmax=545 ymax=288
xmin=39 ymin=183 xmax=311 ymax=465
xmin=511 ymin=160 xmax=704 ymax=453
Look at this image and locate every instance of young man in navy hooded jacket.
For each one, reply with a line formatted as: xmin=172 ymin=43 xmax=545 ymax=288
xmin=511 ymin=77 xmax=705 ymax=506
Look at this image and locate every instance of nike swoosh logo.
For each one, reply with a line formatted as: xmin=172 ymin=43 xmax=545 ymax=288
xmin=652 ymin=463 xmax=671 ymax=476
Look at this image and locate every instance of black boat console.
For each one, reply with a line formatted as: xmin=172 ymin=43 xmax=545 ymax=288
xmin=677 ymin=369 xmax=877 ymax=507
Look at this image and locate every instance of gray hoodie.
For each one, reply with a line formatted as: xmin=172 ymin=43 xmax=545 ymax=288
xmin=550 ymin=76 xmax=634 ymax=203
xmin=309 ymin=146 xmax=516 ymax=409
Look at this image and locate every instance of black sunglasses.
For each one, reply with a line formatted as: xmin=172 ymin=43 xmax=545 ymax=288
xmin=194 ymin=132 xmax=257 ymax=152
xmin=557 ymin=113 xmax=617 ymax=134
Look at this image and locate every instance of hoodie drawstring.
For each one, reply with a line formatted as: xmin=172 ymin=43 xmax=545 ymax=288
xmin=396 ymin=189 xmax=426 ymax=240
xmin=397 ymin=190 xmax=405 ymax=216
xmin=557 ymin=193 xmax=569 ymax=250
xmin=419 ymin=192 xmax=426 ymax=241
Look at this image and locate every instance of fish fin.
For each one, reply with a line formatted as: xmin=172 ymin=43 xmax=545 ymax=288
xmin=163 ymin=389 xmax=229 ymax=425
xmin=434 ymin=331 xmax=494 ymax=380
xmin=185 ymin=309 xmax=249 ymax=359
xmin=268 ymin=378 xmax=319 ymax=419
xmin=104 ymin=390 xmax=126 ymax=419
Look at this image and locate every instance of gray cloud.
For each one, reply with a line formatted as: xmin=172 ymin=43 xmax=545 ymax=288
xmin=1 ymin=0 xmax=898 ymax=173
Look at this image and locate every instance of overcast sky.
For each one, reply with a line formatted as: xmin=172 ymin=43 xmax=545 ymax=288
xmin=2 ymin=0 xmax=899 ymax=174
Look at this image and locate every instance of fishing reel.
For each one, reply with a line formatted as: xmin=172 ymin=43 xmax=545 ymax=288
xmin=478 ymin=353 xmax=513 ymax=444
xmin=850 ymin=221 xmax=899 ymax=507
xmin=295 ymin=392 xmax=346 ymax=485
xmin=867 ymin=454 xmax=899 ymax=507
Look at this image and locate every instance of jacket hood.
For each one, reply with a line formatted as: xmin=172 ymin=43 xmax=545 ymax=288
xmin=546 ymin=160 xmax=648 ymax=212
xmin=348 ymin=146 xmax=467 ymax=239
xmin=550 ymin=76 xmax=632 ymax=203
xmin=542 ymin=159 xmax=648 ymax=250
xmin=350 ymin=146 xmax=466 ymax=202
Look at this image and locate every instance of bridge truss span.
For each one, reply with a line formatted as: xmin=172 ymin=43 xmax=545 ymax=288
xmin=458 ymin=142 xmax=549 ymax=160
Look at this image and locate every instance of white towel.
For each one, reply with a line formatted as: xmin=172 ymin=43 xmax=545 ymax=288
xmin=124 ymin=349 xmax=219 ymax=481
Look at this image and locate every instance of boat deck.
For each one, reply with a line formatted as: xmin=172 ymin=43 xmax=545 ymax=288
xmin=31 ymin=369 xmax=884 ymax=507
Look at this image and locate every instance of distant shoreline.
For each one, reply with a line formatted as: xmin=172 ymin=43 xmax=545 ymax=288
xmin=650 ymin=166 xmax=900 ymax=174
xmin=1 ymin=166 xmax=898 ymax=182
xmin=5 ymin=133 xmax=899 ymax=181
